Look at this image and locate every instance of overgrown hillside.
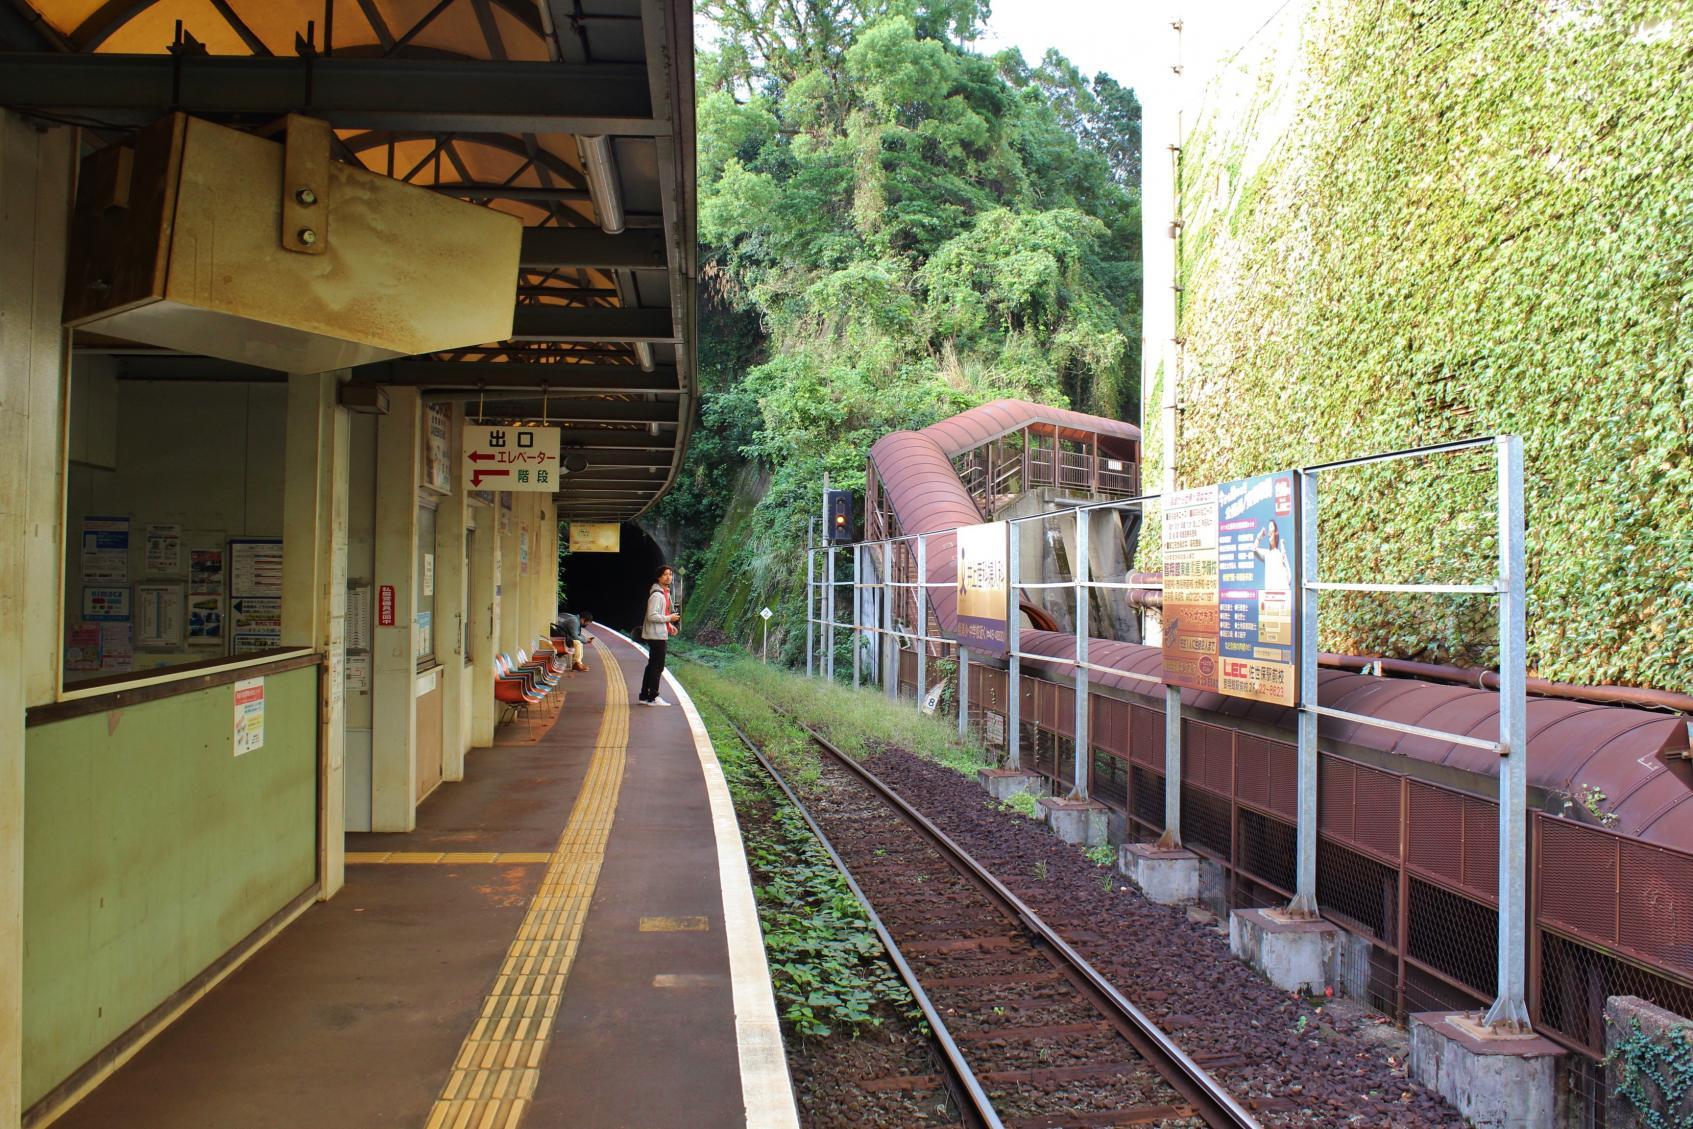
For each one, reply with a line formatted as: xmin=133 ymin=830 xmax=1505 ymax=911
xmin=1146 ymin=0 xmax=1693 ymax=692
xmin=650 ymin=0 xmax=1142 ymax=656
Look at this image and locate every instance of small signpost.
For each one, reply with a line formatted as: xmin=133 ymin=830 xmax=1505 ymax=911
xmin=462 ymin=424 xmax=562 ymax=491
xmin=760 ymin=606 xmax=773 ymax=662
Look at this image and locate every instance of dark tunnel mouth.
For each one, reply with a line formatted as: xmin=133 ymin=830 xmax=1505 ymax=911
xmin=560 ymin=522 xmax=668 ymax=635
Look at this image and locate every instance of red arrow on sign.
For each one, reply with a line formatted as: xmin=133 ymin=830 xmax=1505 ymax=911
xmin=469 ymin=451 xmax=496 ymax=463
xmin=472 ymin=468 xmax=511 ymax=487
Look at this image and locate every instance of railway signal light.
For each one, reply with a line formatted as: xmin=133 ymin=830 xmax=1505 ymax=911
xmin=826 ymin=489 xmax=854 ymax=544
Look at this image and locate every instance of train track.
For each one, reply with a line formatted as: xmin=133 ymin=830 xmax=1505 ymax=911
xmin=727 ymin=716 xmax=1260 ymax=1129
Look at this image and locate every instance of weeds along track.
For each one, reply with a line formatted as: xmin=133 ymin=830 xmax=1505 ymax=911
xmin=728 ymin=715 xmax=1260 ymax=1129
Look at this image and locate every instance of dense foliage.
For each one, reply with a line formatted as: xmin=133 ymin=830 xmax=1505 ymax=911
xmin=653 ymin=1 xmax=1142 ymax=652
xmin=1144 ymin=0 xmax=1693 ymax=691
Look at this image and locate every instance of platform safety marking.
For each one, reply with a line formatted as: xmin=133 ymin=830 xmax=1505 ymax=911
xmin=639 ymin=915 xmax=710 ymax=932
xmin=347 ymin=852 xmax=554 ymax=865
xmin=423 ymin=655 xmax=628 ymax=1129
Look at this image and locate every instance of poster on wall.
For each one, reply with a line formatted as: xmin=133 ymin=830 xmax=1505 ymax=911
xmin=81 ymin=516 xmax=130 ymax=582
xmin=66 ymin=623 xmax=102 ymax=671
xmin=954 ymin=521 xmax=1010 ymax=655
xmin=568 ymin=523 xmax=621 ymax=553
xmin=229 ymin=538 xmax=283 ymax=654
xmin=189 ymin=543 xmax=226 ymax=594
xmin=1214 ymin=472 xmax=1300 ymax=706
xmin=1159 ymin=485 xmax=1220 ymax=693
xmin=229 ymin=539 xmax=283 ymax=597
xmin=423 ymin=553 xmax=435 ymax=597
xmin=135 ymin=583 xmax=186 ymax=648
xmin=519 ymin=527 xmax=530 ymax=574
xmin=188 ymin=594 xmax=224 ymax=645
xmin=144 ymin=523 xmax=182 ymax=575
xmin=232 ymin=677 xmax=265 ymax=756
xmin=99 ymin=622 xmax=133 ymax=672
xmin=231 ymin=599 xmax=282 ymax=654
xmin=425 ymin=403 xmax=454 ymax=493
xmin=81 ymin=585 xmax=131 ymax=621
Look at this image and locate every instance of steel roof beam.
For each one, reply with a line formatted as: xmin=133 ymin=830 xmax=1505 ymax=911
xmin=519 ymin=228 xmax=668 ymax=270
xmin=450 ymin=397 xmax=678 ymax=424
xmin=509 ymin=306 xmax=676 ymax=343
xmin=0 ymin=54 xmax=661 ymax=135
xmin=356 ymin=360 xmax=679 ymax=393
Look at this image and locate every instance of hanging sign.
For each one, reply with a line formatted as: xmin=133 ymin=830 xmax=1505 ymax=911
xmin=1215 ymin=471 xmax=1299 ymax=706
xmin=462 ymin=424 xmax=561 ymax=491
xmin=568 ymin=522 xmax=621 ymax=553
xmin=954 ymin=521 xmax=1010 ymax=655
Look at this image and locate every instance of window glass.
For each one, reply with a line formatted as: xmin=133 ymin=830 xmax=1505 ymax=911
xmin=417 ymin=501 xmax=437 ymax=664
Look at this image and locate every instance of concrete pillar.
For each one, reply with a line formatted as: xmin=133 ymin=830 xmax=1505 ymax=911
xmin=371 ymin=388 xmax=420 ymax=831
xmin=468 ymin=499 xmax=498 ymax=746
xmin=281 ymin=372 xmax=351 ymax=896
xmin=0 ymin=111 xmax=75 ymax=1129
xmin=434 ymin=419 xmax=470 ymax=781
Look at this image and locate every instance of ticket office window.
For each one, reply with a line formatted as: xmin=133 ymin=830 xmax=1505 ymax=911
xmin=417 ymin=498 xmax=437 ymax=669
xmin=60 ymin=362 xmax=289 ymax=687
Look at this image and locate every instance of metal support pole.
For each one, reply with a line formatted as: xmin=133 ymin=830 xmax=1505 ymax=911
xmin=883 ymin=540 xmax=897 ymax=700
xmin=1157 ymin=685 xmax=1183 ymax=848
xmin=1483 ymin=435 xmax=1530 ymax=1031
xmin=958 ymin=644 xmax=970 ymax=740
xmin=805 ymin=529 xmax=815 ymax=678
xmin=1072 ymin=507 xmax=1090 ymax=800
xmin=826 ymin=545 xmax=837 ymax=682
xmin=1289 ymin=469 xmax=1321 ymax=917
xmin=1007 ymin=524 xmax=1022 ymax=769
xmin=916 ymin=535 xmax=928 ymax=708
xmin=852 ymin=543 xmax=862 ymax=689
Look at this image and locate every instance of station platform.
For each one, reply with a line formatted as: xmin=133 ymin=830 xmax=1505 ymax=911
xmin=47 ymin=632 xmax=797 ymax=1129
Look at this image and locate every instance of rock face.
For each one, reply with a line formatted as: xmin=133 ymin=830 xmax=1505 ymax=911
xmin=1605 ymin=995 xmax=1693 ymax=1129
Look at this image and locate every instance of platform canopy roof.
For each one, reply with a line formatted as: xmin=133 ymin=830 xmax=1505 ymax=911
xmin=0 ymin=0 xmax=697 ymax=522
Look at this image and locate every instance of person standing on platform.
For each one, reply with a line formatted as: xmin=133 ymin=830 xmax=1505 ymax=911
xmin=639 ymin=564 xmax=680 ymax=705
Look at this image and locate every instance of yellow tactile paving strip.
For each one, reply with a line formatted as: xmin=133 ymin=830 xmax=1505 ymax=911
xmin=422 ymin=656 xmax=629 ymax=1129
xmin=347 ymin=852 xmax=554 ymax=865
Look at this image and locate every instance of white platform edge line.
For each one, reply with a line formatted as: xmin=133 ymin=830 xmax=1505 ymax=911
xmin=595 ymin=626 xmax=801 ymax=1129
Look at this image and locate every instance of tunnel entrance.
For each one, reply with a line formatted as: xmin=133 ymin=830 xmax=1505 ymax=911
xmin=560 ymin=523 xmax=667 ymax=636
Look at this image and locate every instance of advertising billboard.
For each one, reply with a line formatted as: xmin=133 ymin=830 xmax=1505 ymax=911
xmin=955 ymin=521 xmax=1010 ymax=655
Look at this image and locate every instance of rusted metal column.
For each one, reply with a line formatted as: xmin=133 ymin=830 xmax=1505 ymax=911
xmin=1007 ymin=522 xmax=1023 ymax=769
xmin=1289 ymin=468 xmax=1320 ymax=917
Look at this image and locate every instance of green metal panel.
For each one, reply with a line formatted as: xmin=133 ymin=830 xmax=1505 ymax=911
xmin=22 ymin=667 xmax=317 ymax=1106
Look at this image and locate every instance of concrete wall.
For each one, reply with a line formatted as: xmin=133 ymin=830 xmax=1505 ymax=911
xmin=22 ymin=665 xmax=319 ymax=1107
xmin=1 ymin=109 xmax=76 ymax=1129
xmin=62 ymin=378 xmax=288 ymax=678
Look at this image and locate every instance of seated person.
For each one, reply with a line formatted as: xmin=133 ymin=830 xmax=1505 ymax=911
xmin=551 ymin=610 xmax=594 ymax=673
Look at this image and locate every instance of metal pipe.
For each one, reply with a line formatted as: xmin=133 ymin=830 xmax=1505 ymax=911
xmin=916 ymin=536 xmax=928 ymax=708
xmin=852 ymin=544 xmax=862 ymax=689
xmin=577 ymin=134 xmax=625 ymax=234
xmin=634 ymin=341 xmax=656 ymax=371
xmin=883 ymin=540 xmax=897 ymax=701
xmin=806 ymin=522 xmax=815 ymax=678
xmin=1316 ymin=653 xmax=1693 ymax=715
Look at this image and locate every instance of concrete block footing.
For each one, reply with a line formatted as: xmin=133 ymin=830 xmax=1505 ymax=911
xmin=977 ymin=768 xmax=1048 ymax=803
xmin=1407 ymin=1011 xmax=1564 ymax=1129
xmin=1228 ymin=907 xmax=1338 ymax=994
xmin=1119 ymin=843 xmax=1199 ymax=905
xmin=1036 ymin=796 xmax=1109 ymax=847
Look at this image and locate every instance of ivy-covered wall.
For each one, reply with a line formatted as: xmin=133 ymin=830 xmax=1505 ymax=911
xmin=1146 ymin=0 xmax=1693 ymax=691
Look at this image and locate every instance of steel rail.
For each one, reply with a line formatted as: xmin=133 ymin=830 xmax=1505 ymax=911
xmin=723 ymin=718 xmax=1000 ymax=1129
xmin=790 ymin=719 xmax=1263 ymax=1129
